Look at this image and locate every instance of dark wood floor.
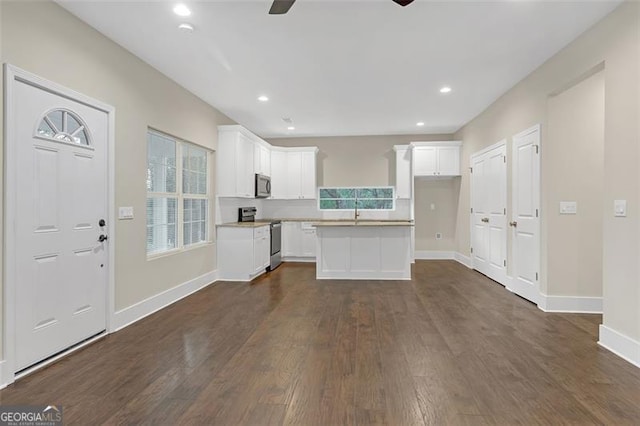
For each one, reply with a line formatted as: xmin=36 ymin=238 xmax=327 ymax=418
xmin=1 ymin=261 xmax=639 ymax=425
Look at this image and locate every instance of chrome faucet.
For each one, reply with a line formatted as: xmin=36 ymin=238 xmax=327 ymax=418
xmin=354 ymin=200 xmax=360 ymax=222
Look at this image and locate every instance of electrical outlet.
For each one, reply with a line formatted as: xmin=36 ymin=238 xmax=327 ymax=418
xmin=435 ymin=232 xmax=442 ymax=240
xmin=614 ymin=200 xmax=627 ymax=217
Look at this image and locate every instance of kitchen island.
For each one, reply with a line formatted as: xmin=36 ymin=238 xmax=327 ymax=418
xmin=314 ymin=221 xmax=413 ymax=280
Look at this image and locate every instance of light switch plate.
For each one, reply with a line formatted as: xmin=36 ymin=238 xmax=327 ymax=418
xmin=559 ymin=201 xmax=577 ymax=215
xmin=614 ymin=200 xmax=627 ymax=217
xmin=118 ymin=206 xmax=134 ymax=220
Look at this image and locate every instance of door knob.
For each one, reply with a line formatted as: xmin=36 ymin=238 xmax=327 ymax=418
xmin=509 ymin=221 xmax=518 ymax=227
xmin=99 ymin=219 xmax=106 ymax=227
xmin=98 ymin=234 xmax=108 ymax=242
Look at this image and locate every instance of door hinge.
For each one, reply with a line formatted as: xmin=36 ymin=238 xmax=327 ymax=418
xmin=471 ymin=207 xmax=474 ymax=213
xmin=503 ymin=156 xmax=506 ymax=163
xmin=503 ymin=260 xmax=507 ymax=267
xmin=469 ymin=167 xmax=473 ymax=174
xmin=504 ymin=208 xmax=506 ymax=215
xmin=470 ymin=247 xmax=474 ymax=254
xmin=536 ymin=272 xmax=539 ymax=281
xmin=534 ymin=144 xmax=539 ymax=154
xmin=536 ymin=209 xmax=539 ymax=218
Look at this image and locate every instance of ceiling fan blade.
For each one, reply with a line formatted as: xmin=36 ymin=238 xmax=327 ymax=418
xmin=269 ymin=0 xmax=296 ymax=15
xmin=392 ymin=0 xmax=415 ymax=6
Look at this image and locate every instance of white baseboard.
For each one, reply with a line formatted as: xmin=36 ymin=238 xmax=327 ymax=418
xmin=0 ymin=360 xmax=7 ymax=390
xmin=538 ymin=294 xmax=603 ymax=313
xmin=413 ymin=251 xmax=472 ymax=269
xmin=112 ymin=269 xmax=218 ymax=332
xmin=282 ymin=257 xmax=315 ymax=263
xmin=415 ymin=250 xmax=454 ymax=260
xmin=454 ymin=252 xmax=473 ymax=268
xmin=598 ymin=325 xmax=640 ymax=368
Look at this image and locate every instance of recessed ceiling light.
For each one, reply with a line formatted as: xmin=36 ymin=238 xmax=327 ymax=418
xmin=416 ymin=122 xmax=425 ymax=127
xmin=178 ymin=23 xmax=194 ymax=31
xmin=287 ymin=126 xmax=295 ymax=130
xmin=440 ymin=86 xmax=452 ymax=94
xmin=258 ymin=95 xmax=269 ymax=102
xmin=173 ymin=4 xmax=191 ymax=17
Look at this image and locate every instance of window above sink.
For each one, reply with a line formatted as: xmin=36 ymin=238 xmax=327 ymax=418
xmin=318 ymin=187 xmax=395 ymax=210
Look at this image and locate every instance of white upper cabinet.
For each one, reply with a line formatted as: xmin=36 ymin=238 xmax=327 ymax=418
xmin=217 ymin=125 xmax=316 ymax=199
xmin=270 ymin=150 xmax=288 ymax=199
xmin=237 ymin=133 xmax=255 ymax=197
xmin=270 ymin=147 xmax=318 ymax=200
xmin=394 ymin=145 xmax=412 ymax=199
xmin=300 ymin=151 xmax=317 ymax=199
xmin=411 ymin=141 xmax=462 ymax=177
xmin=286 ymin=152 xmax=303 ymax=199
xmin=254 ymin=143 xmax=271 ymax=177
xmin=217 ymin=125 xmax=257 ymax=198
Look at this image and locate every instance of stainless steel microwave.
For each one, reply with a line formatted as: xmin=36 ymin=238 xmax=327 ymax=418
xmin=255 ymin=173 xmax=271 ymax=198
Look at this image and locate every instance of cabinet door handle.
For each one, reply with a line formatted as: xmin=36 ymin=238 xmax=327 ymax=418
xmin=509 ymin=221 xmax=518 ymax=228
xmin=481 ymin=217 xmax=489 ymax=223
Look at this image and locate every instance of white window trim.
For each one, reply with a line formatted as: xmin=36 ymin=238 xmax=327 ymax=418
xmin=317 ymin=186 xmax=396 ymax=211
xmin=147 ymin=129 xmax=213 ymax=259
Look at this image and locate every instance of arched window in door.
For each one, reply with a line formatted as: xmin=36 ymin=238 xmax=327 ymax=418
xmin=35 ymin=108 xmax=91 ymax=146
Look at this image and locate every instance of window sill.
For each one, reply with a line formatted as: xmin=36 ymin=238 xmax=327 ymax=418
xmin=147 ymin=240 xmax=215 ymax=261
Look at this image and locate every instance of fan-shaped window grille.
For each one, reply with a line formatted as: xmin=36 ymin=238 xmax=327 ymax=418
xmin=36 ymin=109 xmax=90 ymax=146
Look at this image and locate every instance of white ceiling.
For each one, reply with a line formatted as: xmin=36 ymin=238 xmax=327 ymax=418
xmin=59 ymin=0 xmax=620 ymax=138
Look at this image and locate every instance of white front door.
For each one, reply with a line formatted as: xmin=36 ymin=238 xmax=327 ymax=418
xmin=510 ymin=125 xmax=541 ymax=303
xmin=471 ymin=142 xmax=507 ymax=284
xmin=11 ymin=76 xmax=109 ymax=371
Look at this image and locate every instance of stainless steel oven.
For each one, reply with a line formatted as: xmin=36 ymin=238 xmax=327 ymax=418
xmin=269 ymin=221 xmax=282 ymax=271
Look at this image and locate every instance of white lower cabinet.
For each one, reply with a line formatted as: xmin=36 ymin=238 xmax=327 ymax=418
xmin=218 ymin=225 xmax=270 ymax=281
xmin=301 ymin=225 xmax=316 ymax=257
xmin=282 ymin=221 xmax=316 ymax=260
xmin=282 ymin=222 xmax=300 ymax=257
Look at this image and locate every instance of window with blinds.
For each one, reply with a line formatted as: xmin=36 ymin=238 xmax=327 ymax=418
xmin=146 ymin=130 xmax=210 ymax=256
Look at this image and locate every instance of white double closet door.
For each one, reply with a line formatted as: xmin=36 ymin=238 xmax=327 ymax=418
xmin=470 ymin=128 xmax=540 ymax=305
xmin=471 ymin=142 xmax=507 ymax=284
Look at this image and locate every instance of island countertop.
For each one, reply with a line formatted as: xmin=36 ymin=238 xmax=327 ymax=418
xmin=312 ymin=220 xmax=414 ymax=227
xmin=217 ymin=219 xmax=413 ymax=228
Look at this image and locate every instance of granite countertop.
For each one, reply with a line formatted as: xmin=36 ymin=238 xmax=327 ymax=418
xmin=312 ymin=220 xmax=414 ymax=227
xmin=217 ymin=219 xmax=414 ymax=228
xmin=262 ymin=218 xmax=414 ymax=223
xmin=217 ymin=222 xmax=271 ymax=228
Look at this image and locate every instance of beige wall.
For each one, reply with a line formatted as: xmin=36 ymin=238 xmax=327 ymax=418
xmin=454 ymin=2 xmax=639 ymax=340
xmin=268 ymin=134 xmax=451 ymax=187
xmin=546 ymin=70 xmax=604 ymax=298
xmin=0 ymin=0 xmax=234 ymax=324
xmin=414 ymin=179 xmax=459 ymax=252
xmin=267 ymin=134 xmax=457 ymax=250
